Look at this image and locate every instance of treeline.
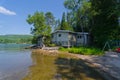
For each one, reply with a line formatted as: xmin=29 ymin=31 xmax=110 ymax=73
xmin=27 ymin=0 xmax=120 ymax=47
xmin=0 ymin=35 xmax=33 ymax=44
xmin=62 ymin=0 xmax=120 ymax=47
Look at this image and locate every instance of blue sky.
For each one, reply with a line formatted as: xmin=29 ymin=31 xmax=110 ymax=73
xmin=0 ymin=0 xmax=66 ymax=35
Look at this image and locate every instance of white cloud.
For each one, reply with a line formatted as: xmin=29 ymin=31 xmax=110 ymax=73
xmin=0 ymin=6 xmax=16 ymax=15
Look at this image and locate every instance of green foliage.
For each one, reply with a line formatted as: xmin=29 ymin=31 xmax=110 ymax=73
xmin=58 ymin=12 xmax=73 ymax=31
xmin=64 ymin=0 xmax=120 ymax=48
xmin=59 ymin=47 xmax=69 ymax=51
xmin=45 ymin=12 xmax=55 ymax=31
xmin=48 ymin=43 xmax=56 ymax=47
xmin=0 ymin=35 xmax=33 ymax=44
xmin=31 ymin=36 xmax=37 ymax=44
xmin=60 ymin=12 xmax=66 ymax=30
xmin=91 ymin=0 xmax=120 ymax=47
xmin=44 ymin=36 xmax=51 ymax=46
xmin=27 ymin=11 xmax=51 ymax=37
xmin=64 ymin=0 xmax=81 ymax=11
xmin=64 ymin=0 xmax=96 ymax=32
xmin=76 ymin=1 xmax=92 ymax=32
xmin=54 ymin=19 xmax=61 ymax=30
xmin=59 ymin=47 xmax=103 ymax=55
xmin=27 ymin=11 xmax=53 ymax=45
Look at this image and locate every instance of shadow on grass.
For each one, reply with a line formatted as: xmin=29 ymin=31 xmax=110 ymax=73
xmin=55 ymin=57 xmax=106 ymax=80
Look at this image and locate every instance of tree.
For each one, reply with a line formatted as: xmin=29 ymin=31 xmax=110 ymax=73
xmin=91 ymin=0 xmax=120 ymax=47
xmin=45 ymin=12 xmax=55 ymax=31
xmin=27 ymin=11 xmax=51 ymax=44
xmin=64 ymin=0 xmax=81 ymax=12
xmin=64 ymin=0 xmax=81 ymax=31
xmin=27 ymin=12 xmax=51 ymax=36
xmin=60 ymin=12 xmax=66 ymax=30
xmin=64 ymin=0 xmax=95 ymax=46
xmin=64 ymin=0 xmax=93 ymax=32
xmin=54 ymin=19 xmax=61 ymax=30
xmin=64 ymin=0 xmax=120 ymax=47
xmin=59 ymin=12 xmax=73 ymax=31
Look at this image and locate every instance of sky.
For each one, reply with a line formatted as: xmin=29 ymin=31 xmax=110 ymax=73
xmin=0 ymin=0 xmax=66 ymax=35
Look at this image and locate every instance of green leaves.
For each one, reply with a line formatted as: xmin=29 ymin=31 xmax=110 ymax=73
xmin=56 ymin=12 xmax=73 ymax=31
xmin=45 ymin=12 xmax=55 ymax=27
xmin=64 ymin=0 xmax=120 ymax=47
xmin=91 ymin=0 xmax=120 ymax=47
xmin=26 ymin=12 xmax=51 ymax=37
xmin=64 ymin=0 xmax=94 ymax=32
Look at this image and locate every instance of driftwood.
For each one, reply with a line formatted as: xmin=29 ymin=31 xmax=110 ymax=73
xmin=25 ymin=44 xmax=44 ymax=49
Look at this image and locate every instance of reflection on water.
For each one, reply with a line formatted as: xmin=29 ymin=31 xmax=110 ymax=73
xmin=23 ymin=52 xmax=57 ymax=80
xmin=0 ymin=44 xmax=32 ymax=80
xmin=23 ymin=51 xmax=106 ymax=80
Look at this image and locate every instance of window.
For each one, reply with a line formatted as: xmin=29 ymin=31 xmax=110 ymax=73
xmin=79 ymin=35 xmax=82 ymax=38
xmin=77 ymin=35 xmax=82 ymax=39
xmin=58 ymin=34 xmax=61 ymax=37
xmin=52 ymin=35 xmax=54 ymax=38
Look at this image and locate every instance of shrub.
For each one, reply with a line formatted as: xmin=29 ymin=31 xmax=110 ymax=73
xmin=59 ymin=47 xmax=69 ymax=51
xmin=48 ymin=43 xmax=56 ymax=47
xmin=59 ymin=47 xmax=104 ymax=55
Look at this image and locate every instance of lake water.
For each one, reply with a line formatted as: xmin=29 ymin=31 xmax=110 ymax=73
xmin=0 ymin=44 xmax=32 ymax=80
xmin=23 ymin=50 xmax=106 ymax=80
xmin=0 ymin=44 xmax=106 ymax=80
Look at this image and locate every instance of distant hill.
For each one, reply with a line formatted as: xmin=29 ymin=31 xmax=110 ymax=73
xmin=0 ymin=35 xmax=33 ymax=44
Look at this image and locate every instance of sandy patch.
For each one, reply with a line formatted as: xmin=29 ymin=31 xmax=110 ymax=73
xmin=74 ymin=51 xmax=120 ymax=80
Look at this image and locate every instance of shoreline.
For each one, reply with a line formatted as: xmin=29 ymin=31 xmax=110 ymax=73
xmin=32 ymin=49 xmax=120 ymax=80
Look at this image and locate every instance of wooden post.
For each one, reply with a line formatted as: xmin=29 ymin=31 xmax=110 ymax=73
xmin=68 ymin=40 xmax=70 ymax=48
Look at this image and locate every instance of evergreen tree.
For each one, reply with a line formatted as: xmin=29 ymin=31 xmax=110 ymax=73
xmin=60 ymin=12 xmax=73 ymax=31
xmin=91 ymin=0 xmax=120 ymax=47
xmin=60 ymin=12 xmax=66 ymax=30
xmin=54 ymin=19 xmax=61 ymax=30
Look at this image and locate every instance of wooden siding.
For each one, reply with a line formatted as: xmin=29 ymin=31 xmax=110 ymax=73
xmin=52 ymin=30 xmax=89 ymax=47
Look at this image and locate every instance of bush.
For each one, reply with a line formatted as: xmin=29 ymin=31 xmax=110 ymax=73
xmin=59 ymin=47 xmax=69 ymax=51
xmin=59 ymin=47 xmax=104 ymax=55
xmin=48 ymin=43 xmax=56 ymax=47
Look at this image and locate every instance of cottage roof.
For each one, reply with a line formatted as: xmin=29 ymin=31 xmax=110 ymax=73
xmin=52 ymin=30 xmax=89 ymax=35
xmin=76 ymin=32 xmax=89 ymax=35
xmin=52 ymin=30 xmax=73 ymax=34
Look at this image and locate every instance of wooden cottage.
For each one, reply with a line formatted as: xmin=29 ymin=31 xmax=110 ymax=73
xmin=52 ymin=30 xmax=89 ymax=47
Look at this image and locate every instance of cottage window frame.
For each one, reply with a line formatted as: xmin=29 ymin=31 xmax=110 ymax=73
xmin=77 ymin=35 xmax=82 ymax=39
xmin=58 ymin=34 xmax=61 ymax=37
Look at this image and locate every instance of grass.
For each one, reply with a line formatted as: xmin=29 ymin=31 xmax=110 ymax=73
xmin=59 ymin=47 xmax=104 ymax=55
